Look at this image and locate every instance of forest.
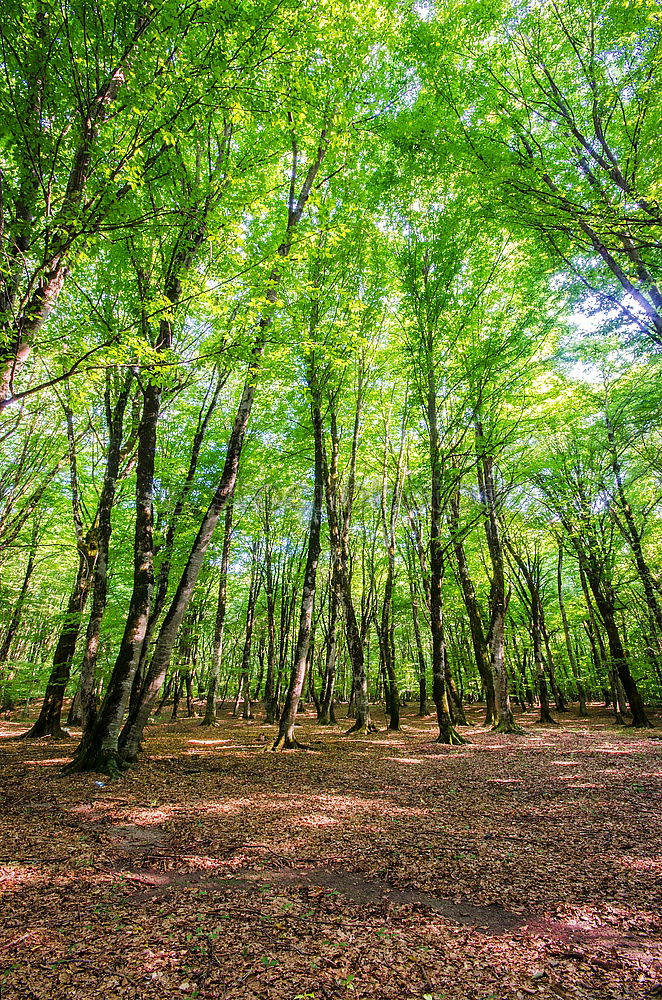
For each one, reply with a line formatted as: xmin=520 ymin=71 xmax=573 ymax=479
xmin=0 ymin=0 xmax=661 ymax=998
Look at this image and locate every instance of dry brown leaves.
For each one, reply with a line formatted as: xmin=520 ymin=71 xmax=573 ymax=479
xmin=1 ymin=702 xmax=661 ymax=1000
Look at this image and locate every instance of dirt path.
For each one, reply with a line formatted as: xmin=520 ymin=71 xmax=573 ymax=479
xmin=1 ymin=704 xmax=661 ymax=999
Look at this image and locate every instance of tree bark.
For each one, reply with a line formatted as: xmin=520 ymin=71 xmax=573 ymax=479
xmin=556 ymin=543 xmax=587 ymax=715
xmin=448 ymin=484 xmax=496 ymax=725
xmin=318 ymin=584 xmax=339 ymax=725
xmin=118 ymin=352 xmax=262 ymax=760
xmin=0 ymin=521 xmax=39 ymax=664
xmin=202 ymin=501 xmax=233 ymax=726
xmin=79 ymin=371 xmax=134 ymax=734
xmin=64 ymin=378 xmax=161 ymax=773
xmin=427 ymin=368 xmax=466 ymax=745
xmin=272 ymin=372 xmax=324 ymax=749
xmin=475 ymin=417 xmax=518 ymax=733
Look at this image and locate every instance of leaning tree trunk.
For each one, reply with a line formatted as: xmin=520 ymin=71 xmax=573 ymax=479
xmin=117 ymin=151 xmax=330 ymax=761
xmin=202 ymin=500 xmax=233 ymax=726
xmin=595 ymin=593 xmax=651 ymax=728
xmin=0 ymin=522 xmax=38 ymax=664
xmin=118 ymin=353 xmax=262 ymax=761
xmin=127 ymin=371 xmax=223 ymax=721
xmin=63 ymin=380 xmax=162 ymax=774
xmin=23 ymin=543 xmax=95 ymax=739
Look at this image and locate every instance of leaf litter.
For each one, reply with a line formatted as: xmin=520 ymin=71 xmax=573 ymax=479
xmin=0 ymin=702 xmax=661 ymax=999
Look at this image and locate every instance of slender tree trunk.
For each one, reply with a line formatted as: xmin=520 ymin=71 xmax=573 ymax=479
xmin=273 ymin=378 xmax=324 ymax=749
xmin=185 ymin=673 xmax=195 ymax=717
xmin=202 ymin=501 xmax=233 ymax=726
xmin=79 ymin=372 xmax=133 ymax=734
xmin=378 ymin=421 xmax=405 ymax=731
xmin=540 ymin=612 xmax=566 ymax=712
xmin=0 ymin=522 xmax=38 ymax=663
xmin=427 ymin=371 xmax=465 ymax=745
xmin=475 ymin=418 xmax=517 ymax=733
xmin=171 ymin=676 xmax=182 ymax=720
xmin=448 ymin=485 xmax=496 ymax=725
xmin=533 ymin=603 xmax=555 ymax=725
xmin=23 ymin=546 xmax=95 ymax=738
xmin=233 ymin=675 xmax=244 ymax=717
xmin=240 ymin=548 xmax=263 ymax=722
xmin=322 ymin=377 xmax=375 ymax=735
xmin=409 ymin=585 xmax=430 ymax=716
xmin=318 ymin=585 xmax=339 ymax=724
xmin=379 ymin=569 xmax=399 ymax=731
xmin=557 ymin=543 xmax=587 ymax=715
xmin=263 ymin=494 xmax=279 ymax=724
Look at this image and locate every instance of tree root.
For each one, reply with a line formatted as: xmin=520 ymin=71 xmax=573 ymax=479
xmin=19 ymin=724 xmax=70 ymax=740
xmin=345 ymin=720 xmax=378 ymax=735
xmin=492 ymin=720 xmax=526 ymax=735
xmin=436 ymin=726 xmax=469 ymax=745
xmin=61 ymin=746 xmax=129 ymax=778
xmin=270 ymin=734 xmax=310 ymax=751
xmin=631 ymin=716 xmax=654 ymax=729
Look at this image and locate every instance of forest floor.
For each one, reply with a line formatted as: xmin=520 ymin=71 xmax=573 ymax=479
xmin=0 ymin=703 xmax=661 ymax=1000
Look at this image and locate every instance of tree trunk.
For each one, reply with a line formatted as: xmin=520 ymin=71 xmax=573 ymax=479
xmin=0 ymin=522 xmax=38 ymax=663
xmin=116 ymin=152 xmax=329 ymax=759
xmin=202 ymin=500 xmax=233 ymax=726
xmin=23 ymin=546 xmax=94 ymax=738
xmin=475 ymin=418 xmax=517 ymax=733
xmin=64 ymin=380 xmax=161 ymax=774
xmin=557 ymin=543 xmax=587 ymax=715
xmin=273 ymin=377 xmax=324 ymax=749
xmin=185 ymin=673 xmax=195 ymax=717
xmin=322 ymin=377 xmax=375 ymax=736
xmin=595 ymin=592 xmax=651 ymax=727
xmin=533 ymin=603 xmax=556 ymax=725
xmin=262 ymin=493 xmax=279 ymax=724
xmin=118 ymin=353 xmax=262 ymax=761
xmin=79 ymin=371 xmax=133 ymax=734
xmin=410 ymin=586 xmax=430 ymax=716
xmin=427 ymin=372 xmax=465 ymax=745
xmin=318 ymin=585 xmax=339 ymax=725
xmin=448 ymin=485 xmax=496 ymax=726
